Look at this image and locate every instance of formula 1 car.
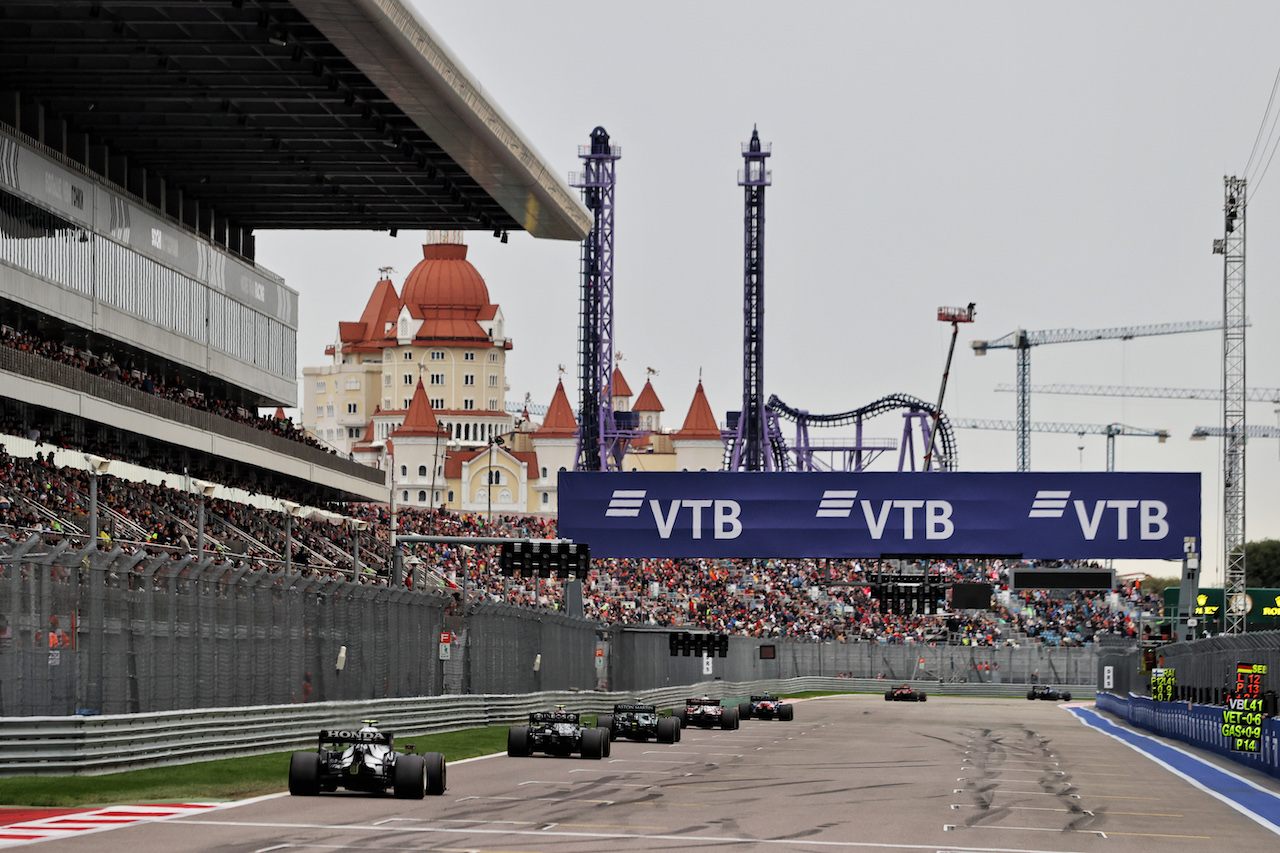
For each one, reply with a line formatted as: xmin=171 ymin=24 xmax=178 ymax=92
xmin=884 ymin=684 xmax=927 ymax=702
xmin=738 ymin=693 xmax=795 ymax=721
xmin=597 ymin=701 xmax=681 ymax=743
xmin=673 ymin=696 xmax=740 ymax=729
xmin=507 ymin=705 xmax=610 ymax=759
xmin=288 ymin=720 xmax=446 ymax=799
xmin=1027 ymin=685 xmax=1072 ymax=701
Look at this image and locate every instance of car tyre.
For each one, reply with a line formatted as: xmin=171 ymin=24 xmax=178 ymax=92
xmin=721 ymin=708 xmax=739 ymax=730
xmin=673 ymin=708 xmax=687 ymax=728
xmin=1062 ymin=692 xmax=1072 ymax=702
xmin=393 ymin=753 xmax=426 ymax=800
xmin=780 ymin=703 xmax=794 ymax=721
xmin=1027 ymin=691 xmax=1037 ymax=700
xmin=597 ymin=714 xmax=613 ymax=735
xmin=507 ymin=726 xmax=531 ymax=757
xmin=885 ymin=691 xmax=893 ymax=701
xmin=581 ymin=727 xmax=605 ymax=759
xmin=424 ymin=751 xmax=446 ymax=795
xmin=602 ymin=729 xmax=612 ymax=758
xmin=738 ymin=702 xmax=752 ymax=720
xmin=657 ymin=717 xmax=678 ymax=744
xmin=288 ymin=752 xmax=321 ymax=796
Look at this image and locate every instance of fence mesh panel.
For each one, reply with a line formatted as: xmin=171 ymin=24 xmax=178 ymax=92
xmin=1 ymin=541 xmax=1107 ymax=716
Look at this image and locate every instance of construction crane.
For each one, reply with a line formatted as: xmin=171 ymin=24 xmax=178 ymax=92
xmin=951 ymin=419 xmax=1169 ymax=472
xmin=1191 ymin=425 xmax=1280 ymax=439
xmin=971 ymin=320 xmax=1227 ymax=471
xmin=994 ymin=383 xmax=1280 ymax=402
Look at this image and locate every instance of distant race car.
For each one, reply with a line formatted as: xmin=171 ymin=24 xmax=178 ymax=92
xmin=674 ymin=696 xmax=740 ymax=730
xmin=598 ymin=701 xmax=681 ymax=743
xmin=1027 ymin=685 xmax=1072 ymax=701
xmin=288 ymin=720 xmax=446 ymax=799
xmin=507 ymin=705 xmax=610 ymax=759
xmin=884 ymin=684 xmax=927 ymax=702
xmin=738 ymin=694 xmax=794 ymax=721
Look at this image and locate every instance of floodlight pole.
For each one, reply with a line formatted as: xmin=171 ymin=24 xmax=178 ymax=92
xmin=924 ymin=304 xmax=975 ymax=471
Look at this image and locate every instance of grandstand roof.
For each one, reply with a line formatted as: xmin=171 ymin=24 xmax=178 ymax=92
xmin=0 ymin=0 xmax=590 ymax=239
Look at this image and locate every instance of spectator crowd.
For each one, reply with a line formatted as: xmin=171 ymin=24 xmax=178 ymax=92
xmin=0 ymin=324 xmax=333 ymax=455
xmin=0 ymin=439 xmax=1162 ymax=647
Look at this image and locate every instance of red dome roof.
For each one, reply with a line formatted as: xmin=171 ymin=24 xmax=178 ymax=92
xmin=400 ymin=243 xmax=490 ymax=312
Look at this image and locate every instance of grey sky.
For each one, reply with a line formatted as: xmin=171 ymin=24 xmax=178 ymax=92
xmin=255 ymin=1 xmax=1280 ymax=582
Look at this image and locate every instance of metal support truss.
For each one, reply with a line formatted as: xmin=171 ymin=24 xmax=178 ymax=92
xmin=1217 ymin=176 xmax=1247 ymax=633
xmin=731 ymin=127 xmax=773 ymax=471
xmin=571 ymin=127 xmax=622 ymax=471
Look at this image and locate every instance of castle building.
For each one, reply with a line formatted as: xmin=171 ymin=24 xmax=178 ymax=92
xmin=303 ymin=233 xmax=514 ymax=458
xmin=303 ymin=235 xmax=726 ymax=515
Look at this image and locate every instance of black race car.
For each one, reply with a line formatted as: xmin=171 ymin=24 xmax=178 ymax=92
xmin=598 ymin=701 xmax=681 ymax=743
xmin=885 ymin=684 xmax=927 ymax=702
xmin=288 ymin=720 xmax=446 ymax=799
xmin=673 ymin=696 xmax=740 ymax=730
xmin=1027 ymin=685 xmax=1072 ymax=701
xmin=738 ymin=694 xmax=795 ymax=721
xmin=507 ymin=705 xmax=610 ymax=759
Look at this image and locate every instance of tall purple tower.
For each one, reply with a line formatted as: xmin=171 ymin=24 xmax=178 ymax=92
xmin=570 ymin=127 xmax=623 ymax=471
xmin=730 ymin=127 xmax=773 ymax=471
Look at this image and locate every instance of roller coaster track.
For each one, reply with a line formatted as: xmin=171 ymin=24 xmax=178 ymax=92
xmin=763 ymin=393 xmax=957 ymax=472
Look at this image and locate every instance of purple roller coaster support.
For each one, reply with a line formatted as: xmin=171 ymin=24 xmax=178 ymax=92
xmin=733 ymin=126 xmax=773 ymax=471
xmin=570 ymin=127 xmax=625 ymax=471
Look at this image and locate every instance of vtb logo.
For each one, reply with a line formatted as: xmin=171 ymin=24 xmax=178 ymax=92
xmin=1029 ymin=490 xmax=1169 ymax=540
xmin=606 ymin=490 xmax=742 ymax=539
xmin=815 ymin=490 xmax=954 ymax=540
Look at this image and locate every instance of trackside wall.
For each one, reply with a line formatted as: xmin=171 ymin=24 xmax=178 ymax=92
xmin=1096 ymin=692 xmax=1280 ymax=781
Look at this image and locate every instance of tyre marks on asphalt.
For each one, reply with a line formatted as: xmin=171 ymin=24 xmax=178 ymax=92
xmin=948 ymin=726 xmax=1107 ymax=836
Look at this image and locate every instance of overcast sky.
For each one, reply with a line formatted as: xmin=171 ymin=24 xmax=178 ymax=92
xmin=255 ymin=1 xmax=1280 ymax=583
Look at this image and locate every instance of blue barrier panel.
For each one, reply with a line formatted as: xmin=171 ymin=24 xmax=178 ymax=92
xmin=1096 ymin=692 xmax=1280 ymax=781
xmin=560 ymin=472 xmax=1200 ymax=559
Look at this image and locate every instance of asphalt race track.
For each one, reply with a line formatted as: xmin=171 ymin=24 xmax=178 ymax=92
xmin=12 ymin=695 xmax=1280 ymax=852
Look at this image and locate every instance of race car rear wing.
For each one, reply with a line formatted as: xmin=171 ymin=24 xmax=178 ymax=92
xmin=685 ymin=698 xmax=721 ymax=706
xmin=318 ymin=729 xmax=393 ymax=747
xmin=530 ymin=711 xmax=580 ymax=723
xmin=612 ymin=703 xmax=657 ymax=713
xmin=749 ymin=695 xmax=776 ymax=702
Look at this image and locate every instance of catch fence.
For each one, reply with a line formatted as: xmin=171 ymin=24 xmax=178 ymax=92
xmin=1 ymin=540 xmax=1099 ymax=716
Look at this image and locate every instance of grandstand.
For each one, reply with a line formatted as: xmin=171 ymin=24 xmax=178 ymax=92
xmin=0 ymin=3 xmax=1162 ymax=703
xmin=0 ymin=0 xmax=589 ymax=511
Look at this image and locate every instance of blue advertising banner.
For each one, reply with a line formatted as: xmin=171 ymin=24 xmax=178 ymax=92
xmin=558 ymin=472 xmax=1200 ymax=559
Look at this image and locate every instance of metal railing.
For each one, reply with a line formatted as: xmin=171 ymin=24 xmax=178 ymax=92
xmin=0 ymin=345 xmax=379 ymax=483
xmin=0 ymin=677 xmax=1095 ymax=776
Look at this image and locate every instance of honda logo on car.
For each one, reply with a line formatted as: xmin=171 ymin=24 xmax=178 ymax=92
xmin=560 ymin=472 xmax=1198 ymax=559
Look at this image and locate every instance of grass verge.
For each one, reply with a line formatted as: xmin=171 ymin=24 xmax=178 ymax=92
xmin=0 ymin=726 xmax=510 ymax=808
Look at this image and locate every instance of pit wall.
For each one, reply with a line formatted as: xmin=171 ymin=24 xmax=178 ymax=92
xmin=1095 ymin=691 xmax=1280 ymax=781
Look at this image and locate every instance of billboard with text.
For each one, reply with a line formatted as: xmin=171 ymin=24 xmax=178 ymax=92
xmin=558 ymin=472 xmax=1199 ymax=560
